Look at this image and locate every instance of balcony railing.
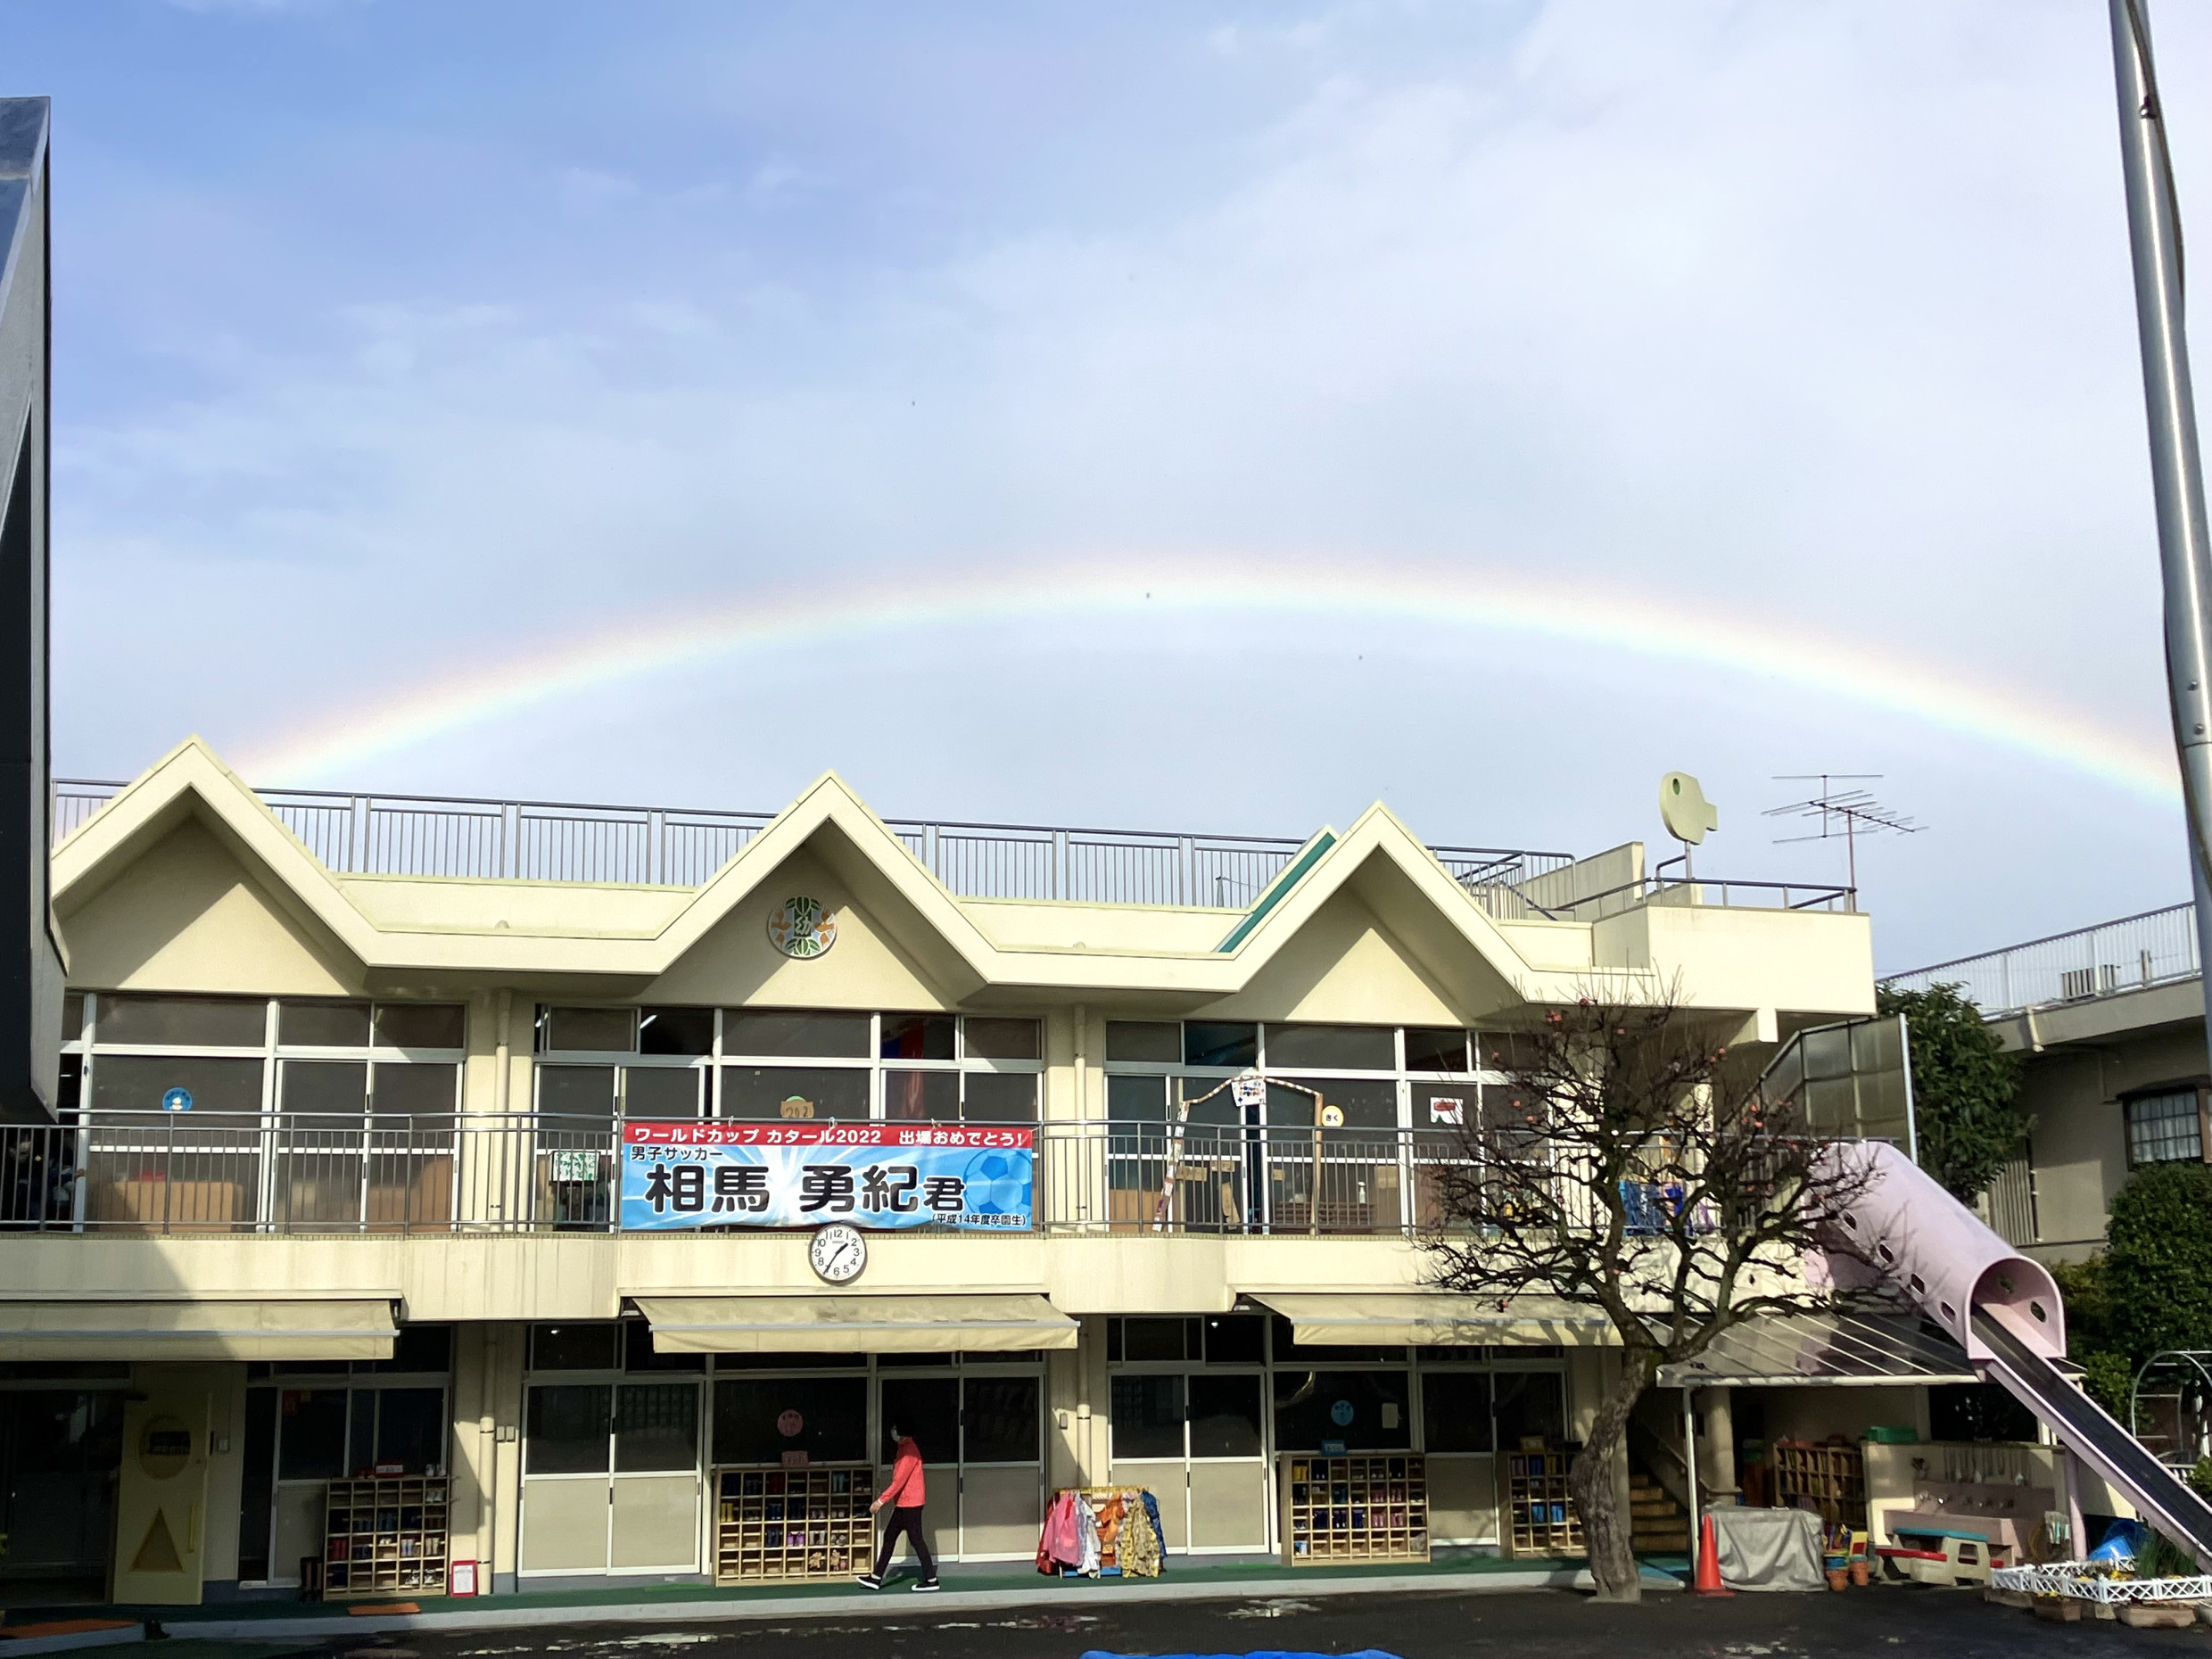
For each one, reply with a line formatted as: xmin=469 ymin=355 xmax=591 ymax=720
xmin=0 ymin=1110 xmax=1504 ymax=1239
xmin=1881 ymin=902 xmax=2199 ymax=1019
xmin=53 ymin=779 xmax=1572 ymax=905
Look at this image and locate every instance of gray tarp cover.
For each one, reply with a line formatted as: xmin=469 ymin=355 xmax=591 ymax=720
xmin=1710 ymin=1506 xmax=1826 ymax=1592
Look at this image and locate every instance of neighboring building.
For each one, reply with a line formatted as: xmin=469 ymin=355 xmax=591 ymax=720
xmin=1885 ymin=904 xmax=2210 ymax=1263
xmin=5 ymin=739 xmax=1889 ymax=1603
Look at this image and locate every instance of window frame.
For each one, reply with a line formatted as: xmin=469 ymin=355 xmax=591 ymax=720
xmin=532 ymin=1008 xmax=1045 ymax=1123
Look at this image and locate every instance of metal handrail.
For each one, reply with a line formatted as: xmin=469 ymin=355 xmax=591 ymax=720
xmin=1525 ymin=872 xmax=1857 ymax=919
xmin=1882 ymin=901 xmax=2199 ymax=1017
xmin=51 ymin=777 xmax=1575 ymax=904
xmin=0 ymin=1109 xmax=1493 ymax=1239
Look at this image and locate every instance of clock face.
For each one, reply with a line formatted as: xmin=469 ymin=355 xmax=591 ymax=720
xmin=809 ymin=1222 xmax=866 ymax=1284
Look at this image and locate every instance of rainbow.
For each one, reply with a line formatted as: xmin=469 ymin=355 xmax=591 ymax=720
xmin=234 ymin=554 xmax=2182 ymax=804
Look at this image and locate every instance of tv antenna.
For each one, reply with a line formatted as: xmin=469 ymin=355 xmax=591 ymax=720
xmin=1763 ymin=774 xmax=1922 ymax=902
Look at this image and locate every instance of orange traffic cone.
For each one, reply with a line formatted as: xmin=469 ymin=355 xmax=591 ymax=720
xmin=1692 ymin=1510 xmax=1734 ymax=1596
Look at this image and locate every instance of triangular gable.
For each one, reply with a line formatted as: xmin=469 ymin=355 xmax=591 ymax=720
xmin=49 ymin=744 xmax=1603 ymax=1011
xmin=54 ymin=739 xmax=372 ymax=983
xmin=1205 ymin=802 xmax=1652 ymax=1016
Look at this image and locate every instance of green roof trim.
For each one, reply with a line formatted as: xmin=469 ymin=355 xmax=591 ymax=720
xmin=1215 ymin=830 xmax=1337 ymax=953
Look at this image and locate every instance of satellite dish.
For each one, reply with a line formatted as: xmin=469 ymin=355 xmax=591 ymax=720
xmin=1660 ymin=772 xmax=1720 ymax=845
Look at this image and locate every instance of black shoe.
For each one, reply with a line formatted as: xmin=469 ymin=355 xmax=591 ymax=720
xmin=854 ymin=1573 xmax=883 ymax=1589
xmin=912 ymin=1579 xmax=940 ymax=1592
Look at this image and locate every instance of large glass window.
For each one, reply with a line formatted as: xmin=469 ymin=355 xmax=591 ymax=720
xmin=1421 ymin=1371 xmax=1495 ymax=1453
xmin=1273 ymin=1368 xmax=1412 ymax=1451
xmin=722 ymin=1065 xmax=870 ymax=1121
xmin=1265 ymin=1024 xmax=1394 ymax=1070
xmin=879 ymin=1376 xmax=960 ymax=1463
xmin=2126 ymin=1089 xmax=2205 ymax=1166
xmin=713 ymin=1375 xmax=869 ymax=1465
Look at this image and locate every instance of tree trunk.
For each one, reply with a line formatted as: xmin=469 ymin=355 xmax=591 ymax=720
xmin=1569 ymin=1351 xmax=1655 ymax=1601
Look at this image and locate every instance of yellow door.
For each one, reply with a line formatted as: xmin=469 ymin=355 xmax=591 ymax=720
xmin=112 ymin=1393 xmax=210 ymax=1605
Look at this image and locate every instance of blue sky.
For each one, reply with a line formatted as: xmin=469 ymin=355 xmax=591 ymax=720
xmin=13 ymin=0 xmax=2212 ymax=969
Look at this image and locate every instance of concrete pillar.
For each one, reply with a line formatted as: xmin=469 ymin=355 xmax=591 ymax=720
xmin=459 ymin=1322 xmax=525 ymax=1594
xmin=1696 ymin=1387 xmax=1739 ymax=1504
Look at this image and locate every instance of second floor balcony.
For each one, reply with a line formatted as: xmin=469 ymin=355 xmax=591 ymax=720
xmin=0 ymin=1109 xmax=1498 ymax=1241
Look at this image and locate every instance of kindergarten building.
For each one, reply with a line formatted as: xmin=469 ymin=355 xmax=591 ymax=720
xmin=4 ymin=739 xmax=1922 ymax=1603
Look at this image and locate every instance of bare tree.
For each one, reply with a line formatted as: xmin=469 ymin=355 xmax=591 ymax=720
xmin=1424 ymin=994 xmax=1877 ymax=1601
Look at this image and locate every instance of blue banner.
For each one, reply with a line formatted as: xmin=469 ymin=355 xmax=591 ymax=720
xmin=619 ymin=1121 xmax=1033 ymax=1232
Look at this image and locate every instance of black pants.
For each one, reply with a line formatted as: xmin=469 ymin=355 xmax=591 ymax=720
xmin=873 ymin=1505 xmax=936 ymax=1580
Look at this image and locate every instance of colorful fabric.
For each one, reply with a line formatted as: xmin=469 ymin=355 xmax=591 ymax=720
xmin=1076 ymin=1494 xmax=1102 ymax=1575
xmin=877 ymin=1436 xmax=927 ymax=1508
xmin=1140 ymin=1490 xmax=1166 ymax=1569
xmin=1118 ymin=1494 xmax=1162 ymax=1578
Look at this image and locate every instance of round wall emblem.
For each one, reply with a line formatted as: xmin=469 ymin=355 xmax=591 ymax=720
xmin=777 ymin=1408 xmax=805 ymax=1438
xmin=768 ymin=896 xmax=838 ymax=959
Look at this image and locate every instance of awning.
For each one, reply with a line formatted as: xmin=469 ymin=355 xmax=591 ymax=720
xmin=1656 ymin=1310 xmax=1978 ymax=1389
xmin=1250 ymin=1293 xmax=1613 ymax=1348
xmin=633 ymin=1294 xmax=1078 ymax=1354
xmin=0 ymin=1298 xmax=397 ymax=1360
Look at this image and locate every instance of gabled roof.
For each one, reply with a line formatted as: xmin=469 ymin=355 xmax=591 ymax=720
xmin=51 ymin=738 xmax=1653 ymax=1013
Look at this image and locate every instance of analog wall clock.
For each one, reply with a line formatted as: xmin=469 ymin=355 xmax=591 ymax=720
xmin=809 ymin=1222 xmax=867 ymax=1284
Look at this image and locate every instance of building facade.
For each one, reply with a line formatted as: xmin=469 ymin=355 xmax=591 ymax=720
xmin=1886 ymin=903 xmax=2212 ymax=1263
xmin=6 ymin=739 xmax=1879 ymax=1602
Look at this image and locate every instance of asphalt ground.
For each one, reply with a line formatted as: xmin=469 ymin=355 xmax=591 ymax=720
xmin=287 ymin=1586 xmax=2210 ymax=1659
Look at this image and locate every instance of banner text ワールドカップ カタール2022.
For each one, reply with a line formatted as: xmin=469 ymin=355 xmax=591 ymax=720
xmin=618 ymin=1121 xmax=1033 ymax=1232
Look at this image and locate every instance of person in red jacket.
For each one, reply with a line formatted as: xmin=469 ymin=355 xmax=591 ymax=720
xmin=857 ymin=1420 xmax=937 ymax=1590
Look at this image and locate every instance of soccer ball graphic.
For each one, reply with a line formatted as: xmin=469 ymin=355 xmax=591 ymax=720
xmin=960 ymin=1149 xmax=1032 ymax=1220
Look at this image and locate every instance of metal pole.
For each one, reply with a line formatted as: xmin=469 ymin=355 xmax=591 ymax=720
xmin=2109 ymin=0 xmax=2212 ymax=1074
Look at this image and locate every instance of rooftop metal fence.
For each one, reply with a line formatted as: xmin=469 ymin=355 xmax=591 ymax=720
xmin=1881 ymin=903 xmax=2200 ymax=1018
xmin=53 ymin=778 xmax=1574 ymax=906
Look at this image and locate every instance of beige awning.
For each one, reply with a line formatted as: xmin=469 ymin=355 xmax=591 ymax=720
xmin=1250 ymin=1293 xmax=1613 ymax=1348
xmin=0 ymin=1299 xmax=397 ymax=1360
xmin=633 ymin=1294 xmax=1078 ymax=1354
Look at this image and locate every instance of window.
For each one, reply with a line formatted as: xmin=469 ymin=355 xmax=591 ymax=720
xmin=375 ymin=1004 xmax=466 ymax=1049
xmin=96 ymin=994 xmax=264 ymax=1047
xmin=1201 ymin=1314 xmax=1266 ymax=1364
xmin=1273 ymin=1368 xmax=1411 ymax=1451
xmin=1110 ymin=1375 xmax=1184 ymax=1458
xmin=1265 ymin=1024 xmax=1394 ymax=1070
xmin=1404 ymin=1028 xmax=1471 ymax=1073
xmin=531 ymin=1322 xmax=621 ymax=1372
xmin=531 ymin=1009 xmax=1045 ymax=1124
xmin=879 ymin=1376 xmax=960 ymax=1461
xmin=526 ymin=1384 xmax=612 ymax=1474
xmin=638 ymin=1007 xmax=714 ymax=1056
xmin=542 ymin=1007 xmax=634 ymax=1053
xmin=713 ymin=1375 xmax=868 ymax=1465
xmin=1184 ymin=1023 xmax=1257 ymax=1069
xmin=964 ymin=1019 xmax=1040 ymax=1061
xmin=1188 ymin=1375 xmax=1264 ymax=1457
xmin=623 ymin=1319 xmax=702 ymax=1374
xmin=614 ymin=1382 xmax=699 ymax=1472
xmin=1422 ymin=1371 xmax=1495 ymax=1453
xmin=962 ymin=1376 xmax=1040 ymax=1463
xmin=1106 ymin=1022 xmax=1180 ymax=1063
xmin=2126 ymin=1089 xmax=2205 ymax=1166
xmin=881 ymin=1014 xmax=956 ymax=1061
xmin=1491 ymin=1371 xmax=1566 ymax=1449
xmin=281 ymin=1001 xmax=372 ymax=1047
xmin=723 ymin=1011 xmax=870 ymax=1058
xmin=277 ymin=1389 xmax=351 ymax=1479
xmin=721 ymin=1065 xmax=869 ymax=1121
